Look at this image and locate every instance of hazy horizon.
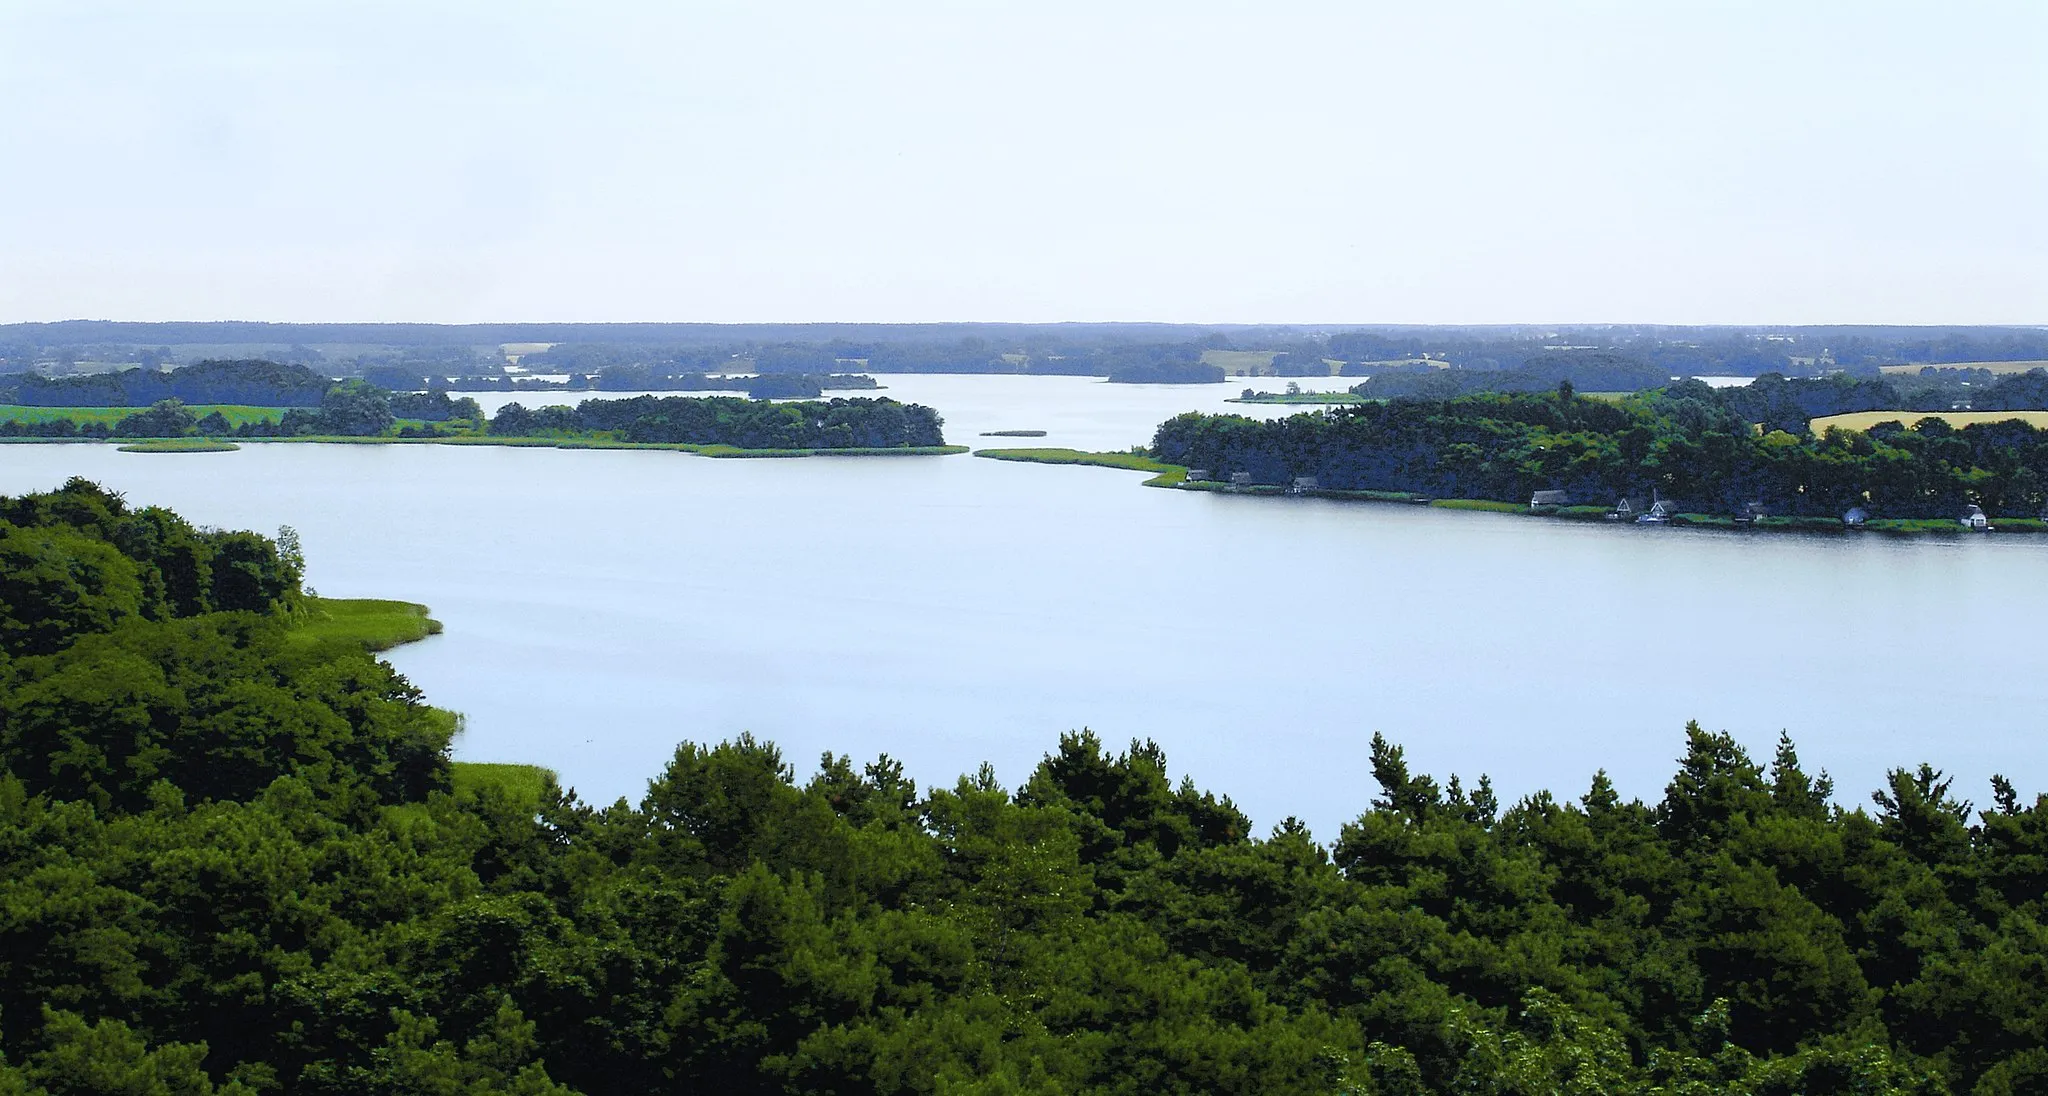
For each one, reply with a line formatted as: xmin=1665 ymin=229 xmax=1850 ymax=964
xmin=4 ymin=2 xmax=2042 ymax=327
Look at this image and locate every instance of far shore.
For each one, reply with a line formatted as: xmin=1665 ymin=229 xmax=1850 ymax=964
xmin=971 ymin=447 xmax=2048 ymax=537
xmin=2 ymin=435 xmax=968 ymax=458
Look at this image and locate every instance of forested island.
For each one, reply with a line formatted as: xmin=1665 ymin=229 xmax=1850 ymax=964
xmin=2 ymin=479 xmax=2046 ymax=1092
xmin=1153 ymin=378 xmax=2048 ymax=521
xmin=0 ymin=360 xmax=955 ymax=455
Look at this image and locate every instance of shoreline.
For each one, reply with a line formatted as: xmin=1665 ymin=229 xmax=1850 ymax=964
xmin=4 ymin=435 xmax=967 ymax=458
xmin=972 ymin=447 xmax=2048 ymax=538
xmin=292 ymin=596 xmax=557 ymax=796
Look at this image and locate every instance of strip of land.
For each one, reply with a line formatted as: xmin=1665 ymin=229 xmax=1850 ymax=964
xmin=973 ymin=447 xmax=1186 ymax=485
xmin=975 ymin=447 xmax=2048 ymax=535
xmin=1879 ymin=360 xmax=2048 ymax=375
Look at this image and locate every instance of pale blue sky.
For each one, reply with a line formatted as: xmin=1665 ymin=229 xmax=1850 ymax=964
xmin=1 ymin=1 xmax=2041 ymax=324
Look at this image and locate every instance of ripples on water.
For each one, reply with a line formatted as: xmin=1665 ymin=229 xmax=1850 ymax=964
xmin=1 ymin=375 xmax=2036 ymax=837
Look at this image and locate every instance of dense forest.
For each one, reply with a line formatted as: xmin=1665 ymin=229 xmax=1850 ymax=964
xmin=486 ymin=395 xmax=947 ymax=450
xmin=1153 ymin=380 xmax=2048 ymax=519
xmin=0 ymin=359 xmax=333 ymax=408
xmin=2 ymin=481 xmax=2045 ymax=1092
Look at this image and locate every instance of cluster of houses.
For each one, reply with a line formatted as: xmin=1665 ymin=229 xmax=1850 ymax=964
xmin=1529 ymin=490 xmax=1693 ymax=524
xmin=1187 ymin=473 xmax=2021 ymax=531
xmin=1533 ymin=491 xmax=2015 ymax=531
xmin=1189 ymin=470 xmax=1322 ymax=496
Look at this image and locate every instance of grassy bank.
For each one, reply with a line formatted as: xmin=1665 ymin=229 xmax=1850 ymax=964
xmin=290 ymin=596 xmax=443 ymax=652
xmin=244 ymin=435 xmax=966 ymax=457
xmin=973 ymin=447 xmax=1187 ymax=486
xmin=51 ymin=432 xmax=967 ymax=458
xmin=288 ymin=598 xmax=551 ymax=811
xmin=1429 ymin=498 xmax=1525 ymax=513
xmin=117 ymin=438 xmax=241 ymax=453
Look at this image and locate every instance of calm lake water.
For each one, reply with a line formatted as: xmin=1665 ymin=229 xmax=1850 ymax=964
xmin=3 ymin=374 xmax=2039 ymax=837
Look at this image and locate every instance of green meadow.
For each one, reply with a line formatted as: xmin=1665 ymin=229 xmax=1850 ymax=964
xmin=117 ymin=439 xmax=241 ymax=453
xmin=289 ymin=596 xmax=444 ymax=652
xmin=0 ymin=403 xmax=289 ymax=426
xmin=973 ymin=446 xmax=1187 ymax=485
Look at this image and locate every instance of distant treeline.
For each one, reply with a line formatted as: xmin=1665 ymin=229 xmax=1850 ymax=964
xmin=1357 ymin=359 xmax=2048 ymax=420
xmin=1352 ymin=351 xmax=1676 ymax=397
xmin=0 ymin=385 xmax=480 ymax=440
xmin=523 ymin=340 xmax=1230 ymax=381
xmin=0 ymin=359 xmax=332 ymax=407
xmin=420 ymin=368 xmax=881 ymax=399
xmin=6 ymin=481 xmax=2048 ymax=1092
xmin=13 ymin=325 xmax=2047 ymax=384
xmin=1153 ymin=382 xmax=2048 ymax=518
xmin=488 ymin=395 xmax=946 ymax=449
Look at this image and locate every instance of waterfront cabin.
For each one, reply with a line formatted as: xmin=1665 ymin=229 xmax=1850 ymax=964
xmin=1843 ymin=506 xmax=1869 ymax=527
xmin=1610 ymin=496 xmax=1647 ymax=521
xmin=1961 ymin=504 xmax=1989 ymax=531
xmin=1644 ymin=498 xmax=1685 ymax=523
xmin=1734 ymin=501 xmax=1767 ymax=524
xmin=1229 ymin=472 xmax=1254 ymax=490
xmin=1187 ymin=469 xmax=1211 ymax=483
xmin=1290 ymin=476 xmax=1320 ymax=494
xmin=1529 ymin=489 xmax=1571 ymax=511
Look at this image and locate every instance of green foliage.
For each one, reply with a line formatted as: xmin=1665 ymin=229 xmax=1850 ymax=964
xmin=1153 ymin=388 xmax=2048 ymax=519
xmin=489 ymin=394 xmax=947 ymax=450
xmin=8 ymin=490 xmax=2048 ymax=1092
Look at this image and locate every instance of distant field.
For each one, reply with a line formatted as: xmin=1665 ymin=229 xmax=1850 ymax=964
xmin=1810 ymin=410 xmax=2048 ymax=434
xmin=0 ymin=404 xmax=286 ymax=426
xmin=1880 ymin=360 xmax=2048 ymax=376
xmin=1201 ymin=349 xmax=1279 ymax=373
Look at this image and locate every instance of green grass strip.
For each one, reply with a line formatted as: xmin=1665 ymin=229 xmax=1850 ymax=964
xmin=1428 ymin=498 xmax=1525 ymax=513
xmin=117 ymin=439 xmax=240 ymax=453
xmin=0 ymin=403 xmax=289 ymax=426
xmin=973 ymin=447 xmax=1188 ymax=485
xmin=288 ymin=596 xmax=443 ymax=652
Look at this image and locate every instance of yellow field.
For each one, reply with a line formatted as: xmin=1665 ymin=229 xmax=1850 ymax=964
xmin=1810 ymin=410 xmax=2048 ymax=434
xmin=1880 ymin=360 xmax=2048 ymax=376
xmin=1201 ymin=349 xmax=1279 ymax=373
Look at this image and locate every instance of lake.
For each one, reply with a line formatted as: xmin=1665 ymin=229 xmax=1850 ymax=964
xmin=2 ymin=374 xmax=2040 ymax=837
